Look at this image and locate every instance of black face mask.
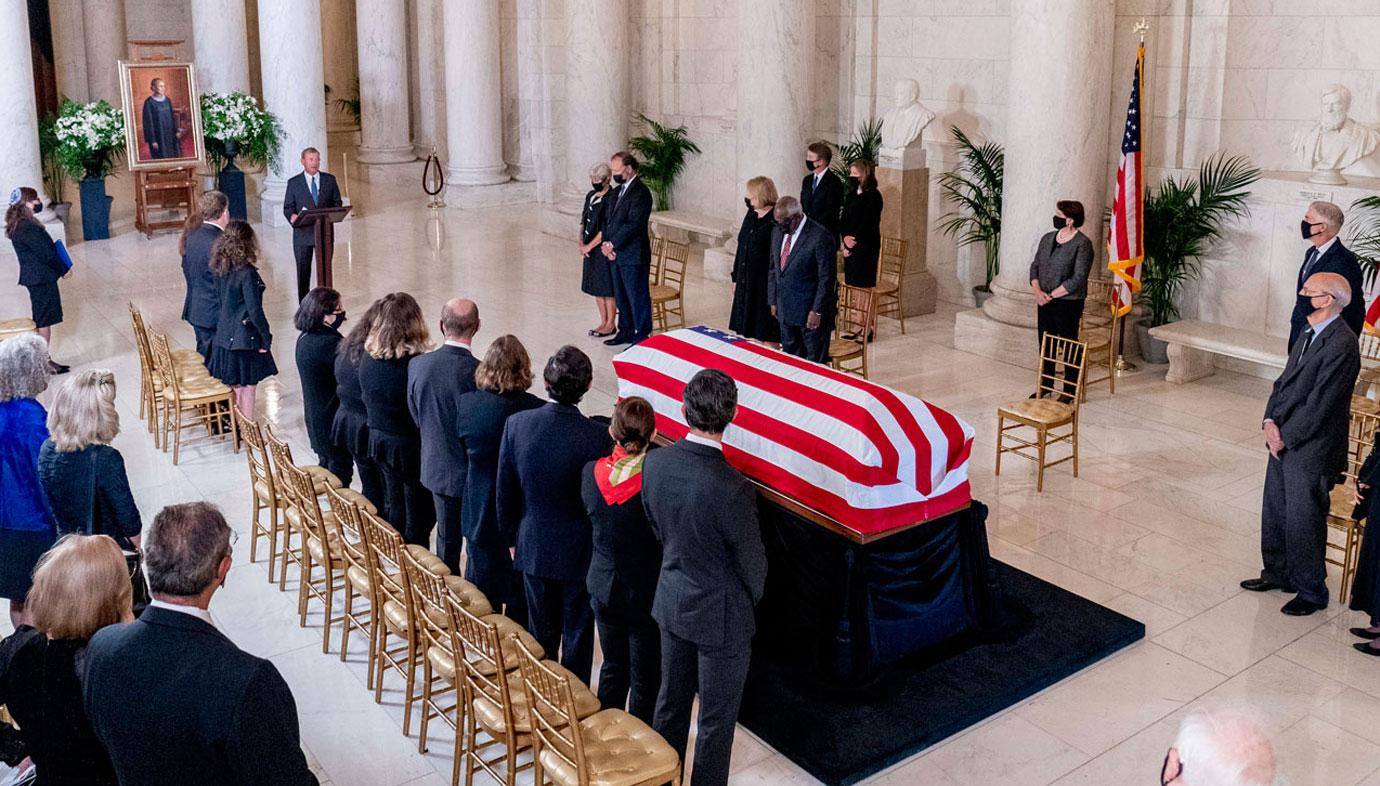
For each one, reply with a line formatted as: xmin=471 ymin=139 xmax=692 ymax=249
xmin=744 ymin=197 xmax=753 ymax=210
xmin=591 ymin=181 xmax=604 ymax=191
xmin=1301 ymin=219 xmax=1319 ymax=240
xmin=777 ymin=217 xmax=801 ymax=234
xmin=335 ymin=312 xmax=348 ymax=327
xmin=806 ymin=160 xmax=816 ymax=173
xmin=1054 ymin=215 xmax=1067 ymax=230
xmin=847 ymin=176 xmax=860 ymax=189
xmin=612 ymin=173 xmax=626 ymax=185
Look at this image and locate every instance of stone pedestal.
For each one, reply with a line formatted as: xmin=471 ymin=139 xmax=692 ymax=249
xmin=877 ymin=145 xmax=936 ymax=317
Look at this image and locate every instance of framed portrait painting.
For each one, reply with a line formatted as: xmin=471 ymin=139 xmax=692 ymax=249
xmin=118 ymin=61 xmax=204 ymax=170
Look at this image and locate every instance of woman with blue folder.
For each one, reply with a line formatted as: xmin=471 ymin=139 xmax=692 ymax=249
xmin=5 ymin=187 xmax=70 ymax=374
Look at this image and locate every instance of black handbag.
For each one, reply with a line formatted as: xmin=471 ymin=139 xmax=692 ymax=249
xmin=83 ymin=452 xmax=150 ymax=617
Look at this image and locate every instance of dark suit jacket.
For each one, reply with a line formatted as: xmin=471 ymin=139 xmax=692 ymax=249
xmin=1290 ymin=240 xmax=1365 ymax=348
xmin=83 ymin=607 xmax=318 ymax=785
xmin=283 ymin=171 xmax=342 ymax=248
xmin=407 ymin=344 xmax=480 ymax=497
xmin=295 ymin=325 xmax=343 ymax=458
xmin=9 ymin=220 xmax=65 ymax=287
xmin=181 ymin=222 xmax=223 ymax=328
xmin=766 ymin=218 xmax=838 ymax=327
xmin=800 ymin=170 xmax=844 ymax=237
xmin=496 ymin=402 xmax=612 ymax=581
xmin=602 ymin=177 xmax=653 ymax=267
xmin=642 ymin=439 xmax=767 ymax=649
xmin=1265 ymin=317 xmax=1362 ymax=475
xmin=457 ymin=389 xmax=544 ymax=548
xmin=581 ymin=466 xmax=662 ymax=617
xmin=211 ymin=266 xmax=272 ymax=352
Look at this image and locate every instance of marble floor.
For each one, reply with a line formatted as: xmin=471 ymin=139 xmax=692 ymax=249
xmin=6 ymin=173 xmax=1380 ymax=785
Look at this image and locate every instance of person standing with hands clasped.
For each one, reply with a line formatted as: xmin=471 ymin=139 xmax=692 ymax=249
xmin=767 ymin=196 xmax=837 ymax=364
xmin=283 ymin=147 xmax=343 ymax=302
xmin=1029 ymin=200 xmax=1092 ymax=399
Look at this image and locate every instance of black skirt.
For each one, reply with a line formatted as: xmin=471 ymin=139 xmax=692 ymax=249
xmin=1351 ymin=494 xmax=1380 ymax=623
xmin=26 ymin=282 xmax=62 ymax=328
xmin=331 ymin=406 xmax=371 ymax=459
xmin=0 ymin=528 xmax=56 ymax=602
xmin=581 ymin=251 xmax=615 ymax=297
xmin=208 ymin=346 xmax=279 ymax=387
xmin=843 ymin=248 xmax=879 ymax=288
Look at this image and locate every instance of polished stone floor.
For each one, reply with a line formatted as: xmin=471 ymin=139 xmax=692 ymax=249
xmin=5 ymin=173 xmax=1380 ymax=785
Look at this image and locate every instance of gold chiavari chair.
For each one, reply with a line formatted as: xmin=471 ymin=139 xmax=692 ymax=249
xmin=829 ymin=284 xmax=878 ymax=379
xmin=232 ymin=404 xmax=286 ymax=583
xmin=129 ymin=303 xmax=205 ymax=435
xmin=1354 ymin=331 xmax=1380 ymax=416
xmin=285 ymin=461 xmax=348 ymax=652
xmin=148 ymin=329 xmax=234 ymax=464
xmin=875 ymin=236 xmax=907 ymax=334
xmin=995 ymin=334 xmax=1087 ymax=492
xmin=650 ymin=238 xmax=689 ymax=334
xmin=324 ymin=485 xmax=375 ymax=668
xmin=515 ymin=640 xmax=681 ymax=786
xmin=1079 ymin=280 xmax=1119 ymax=400
xmin=1326 ymin=409 xmax=1380 ymax=599
xmin=0 ymin=318 xmax=36 ymax=342
xmin=649 ymin=235 xmax=667 ymax=286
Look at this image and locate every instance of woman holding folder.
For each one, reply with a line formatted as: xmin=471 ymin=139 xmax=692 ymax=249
xmin=5 ymin=187 xmax=70 ymax=374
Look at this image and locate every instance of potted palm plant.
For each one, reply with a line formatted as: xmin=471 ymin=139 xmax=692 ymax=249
xmin=1346 ymin=195 xmax=1380 ymax=292
xmin=1136 ymin=152 xmax=1261 ymax=363
xmin=627 ymin=113 xmax=701 ymax=211
xmin=831 ymin=118 xmax=884 ymax=181
xmin=937 ymin=126 xmax=1003 ymax=306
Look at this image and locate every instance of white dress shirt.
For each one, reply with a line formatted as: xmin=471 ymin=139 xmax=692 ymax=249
xmin=685 ymin=433 xmax=724 ymax=451
xmin=148 ymin=599 xmax=216 ymax=627
xmin=444 ymin=338 xmax=472 ymax=350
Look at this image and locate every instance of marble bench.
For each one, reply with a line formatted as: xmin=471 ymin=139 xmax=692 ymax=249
xmin=1149 ymin=320 xmax=1288 ymax=384
xmin=650 ymin=210 xmax=738 ymax=282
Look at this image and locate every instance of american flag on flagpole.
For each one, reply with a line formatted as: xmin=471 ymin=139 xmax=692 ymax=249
xmin=1366 ymin=287 xmax=1380 ymax=334
xmin=1108 ymin=42 xmax=1145 ymax=317
xmin=613 ymin=327 xmax=975 ymax=535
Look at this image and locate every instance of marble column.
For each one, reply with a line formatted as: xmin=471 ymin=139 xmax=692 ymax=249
xmin=82 ymin=0 xmax=127 ymax=104
xmin=258 ymin=0 xmax=328 ymax=226
xmin=0 ymin=1 xmax=58 ymax=238
xmin=981 ymin=0 xmax=1116 ymax=329
xmin=444 ymin=0 xmax=509 ymax=186
xmin=191 ymin=0 xmax=251 ymax=95
xmin=50 ymin=0 xmax=89 ymax=104
xmin=354 ymin=0 xmax=413 ymax=163
xmin=321 ymin=0 xmax=360 ymax=136
xmin=564 ymin=0 xmax=629 ymax=195
xmin=411 ymin=0 xmax=446 ymax=159
xmin=736 ymin=1 xmax=813 ymax=207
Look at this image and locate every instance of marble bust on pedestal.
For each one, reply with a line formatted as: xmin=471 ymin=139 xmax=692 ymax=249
xmin=880 ymin=79 xmax=935 ymax=153
xmin=1291 ymin=84 xmax=1380 ymax=185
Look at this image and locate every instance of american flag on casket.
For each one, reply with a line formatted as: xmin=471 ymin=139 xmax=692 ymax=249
xmin=612 ymin=326 xmax=975 ymax=535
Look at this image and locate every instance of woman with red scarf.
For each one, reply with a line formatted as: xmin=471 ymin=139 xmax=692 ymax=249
xmin=580 ymin=397 xmax=662 ymax=724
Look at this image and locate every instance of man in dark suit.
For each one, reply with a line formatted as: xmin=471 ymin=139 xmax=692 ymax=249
xmin=1242 ymin=272 xmax=1361 ymax=615
xmin=767 ymin=195 xmax=837 ymax=363
xmin=1289 ymin=200 xmax=1364 ymax=350
xmin=282 ymin=146 xmax=343 ymax=302
xmin=180 ymin=190 xmax=229 ymax=360
xmin=800 ymin=141 xmax=844 ymax=239
xmin=643 ymin=370 xmax=767 ymax=786
xmin=496 ymin=346 xmax=612 ymax=683
xmin=600 ymin=151 xmax=654 ymax=346
xmin=83 ymin=502 xmax=318 ymax=785
xmin=407 ymin=298 xmax=481 ymax=572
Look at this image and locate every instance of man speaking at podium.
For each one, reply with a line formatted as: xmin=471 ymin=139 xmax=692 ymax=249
xmin=283 ymin=147 xmax=342 ymax=301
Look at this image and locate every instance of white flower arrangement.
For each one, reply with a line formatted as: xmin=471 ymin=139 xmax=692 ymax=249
xmin=199 ymin=92 xmax=282 ymax=169
xmin=53 ymin=100 xmax=125 ymax=179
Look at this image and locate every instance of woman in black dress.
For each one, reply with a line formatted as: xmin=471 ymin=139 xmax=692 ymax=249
xmin=207 ymin=221 xmax=277 ymax=418
xmin=359 ymin=292 xmax=434 ymax=544
xmin=1350 ymin=444 xmax=1380 ymax=654
xmin=581 ymin=396 xmax=662 ymax=724
xmin=580 ymin=163 xmax=617 ymax=337
xmin=6 ymin=187 xmax=70 ymax=374
xmin=141 ymin=78 xmax=181 ymax=160
xmin=294 ymin=287 xmax=352 ymax=486
xmin=728 ymin=176 xmax=781 ymax=343
xmin=840 ymin=159 xmax=884 ymax=336
xmin=332 ymin=299 xmax=387 ymax=513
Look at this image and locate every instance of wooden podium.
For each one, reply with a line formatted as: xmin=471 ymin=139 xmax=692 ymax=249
xmin=295 ymin=205 xmax=351 ymax=289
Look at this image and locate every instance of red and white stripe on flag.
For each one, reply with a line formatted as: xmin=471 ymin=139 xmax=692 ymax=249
xmin=1366 ymin=292 xmax=1380 ymax=335
xmin=1108 ymin=44 xmax=1146 ymax=317
xmin=612 ymin=327 xmax=975 ymax=535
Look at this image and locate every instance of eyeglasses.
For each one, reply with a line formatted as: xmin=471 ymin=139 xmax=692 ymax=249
xmin=1161 ymin=750 xmax=1181 ymax=785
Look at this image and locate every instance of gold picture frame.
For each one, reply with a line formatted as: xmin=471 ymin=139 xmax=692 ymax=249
xmin=118 ymin=60 xmax=204 ymax=171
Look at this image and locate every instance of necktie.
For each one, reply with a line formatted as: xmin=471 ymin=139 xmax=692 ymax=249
xmin=310 ymin=175 xmax=318 ymax=203
xmin=1300 ymin=327 xmax=1315 ymax=357
xmin=780 ymin=233 xmax=793 ymax=271
xmin=1302 ymin=247 xmax=1319 ymax=279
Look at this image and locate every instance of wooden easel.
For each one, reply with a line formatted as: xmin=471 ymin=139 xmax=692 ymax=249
xmin=134 ymin=167 xmax=198 ymax=238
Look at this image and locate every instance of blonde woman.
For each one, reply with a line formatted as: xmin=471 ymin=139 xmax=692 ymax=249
xmin=729 ymin=176 xmax=781 ymax=342
xmin=0 ymin=534 xmax=132 ymax=784
xmin=358 ymin=292 xmax=434 ymax=544
xmin=38 ymin=370 xmax=142 ymax=549
xmin=580 ymin=162 xmax=617 ymax=337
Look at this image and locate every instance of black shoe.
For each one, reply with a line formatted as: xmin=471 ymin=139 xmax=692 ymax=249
xmin=47 ymin=361 xmax=70 ymax=375
xmin=590 ymin=328 xmax=616 ymax=338
xmin=1281 ymin=597 xmax=1326 ymax=616
xmin=1240 ymin=578 xmax=1293 ymax=593
xmin=603 ymin=335 xmax=630 ymax=347
xmin=841 ymin=332 xmax=858 ymax=341
xmin=1355 ymin=641 xmax=1380 ymax=656
xmin=1350 ymin=627 xmax=1380 ymax=640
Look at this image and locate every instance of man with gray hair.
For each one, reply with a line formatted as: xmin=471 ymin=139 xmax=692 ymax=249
xmin=1161 ymin=708 xmax=1276 ymax=786
xmin=1289 ymin=200 xmax=1364 ymax=350
xmin=83 ymin=502 xmax=318 ymax=785
xmin=767 ymin=195 xmax=837 ymax=363
xmin=1242 ymin=272 xmax=1361 ymax=615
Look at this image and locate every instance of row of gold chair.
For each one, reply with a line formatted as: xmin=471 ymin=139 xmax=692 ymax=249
xmin=995 ymin=334 xmax=1088 ymax=492
xmin=231 ymin=404 xmax=681 ymax=786
xmin=128 ymin=303 xmax=236 ymax=464
xmin=1326 ymin=409 xmax=1380 ymax=599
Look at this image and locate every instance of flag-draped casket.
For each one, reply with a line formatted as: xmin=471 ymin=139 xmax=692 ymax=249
xmin=612 ymin=326 xmax=976 ymax=536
